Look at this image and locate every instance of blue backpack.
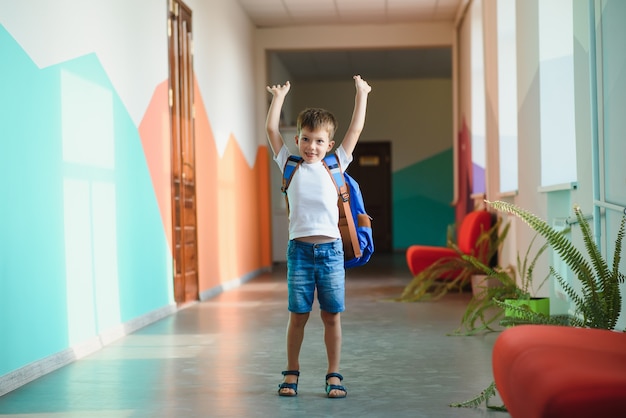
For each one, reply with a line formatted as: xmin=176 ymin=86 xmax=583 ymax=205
xmin=282 ymin=153 xmax=374 ymax=268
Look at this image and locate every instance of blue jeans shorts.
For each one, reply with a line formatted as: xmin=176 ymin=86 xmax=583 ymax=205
xmin=286 ymin=239 xmax=345 ymax=314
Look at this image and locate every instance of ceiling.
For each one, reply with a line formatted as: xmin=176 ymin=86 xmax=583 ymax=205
xmin=237 ymin=0 xmax=463 ymax=81
xmin=237 ymin=0 xmax=462 ymax=27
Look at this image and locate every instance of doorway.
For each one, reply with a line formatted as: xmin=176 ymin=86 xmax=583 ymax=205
xmin=168 ymin=0 xmax=198 ymax=304
xmin=348 ymin=142 xmax=392 ymax=252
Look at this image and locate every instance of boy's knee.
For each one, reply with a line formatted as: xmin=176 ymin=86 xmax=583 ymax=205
xmin=289 ymin=312 xmax=310 ymax=327
xmin=320 ymin=310 xmax=341 ymax=324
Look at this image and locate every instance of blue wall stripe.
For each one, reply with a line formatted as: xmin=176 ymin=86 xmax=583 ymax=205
xmin=0 ymin=25 xmax=171 ymax=375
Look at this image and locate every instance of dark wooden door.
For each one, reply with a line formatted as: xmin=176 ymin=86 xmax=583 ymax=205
xmin=348 ymin=142 xmax=392 ymax=252
xmin=168 ymin=0 xmax=198 ymax=304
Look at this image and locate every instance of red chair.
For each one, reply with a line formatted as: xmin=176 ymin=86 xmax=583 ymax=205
xmin=405 ymin=210 xmax=492 ymax=277
xmin=493 ymin=325 xmax=626 ymax=418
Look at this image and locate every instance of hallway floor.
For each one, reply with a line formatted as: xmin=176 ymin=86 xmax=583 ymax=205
xmin=0 ymin=254 xmax=508 ymax=417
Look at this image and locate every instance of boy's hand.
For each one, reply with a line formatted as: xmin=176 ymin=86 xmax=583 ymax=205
xmin=353 ymin=75 xmax=372 ymax=94
xmin=265 ymin=81 xmax=291 ymax=155
xmin=266 ymin=81 xmax=291 ymax=99
xmin=342 ymin=75 xmax=371 ymax=156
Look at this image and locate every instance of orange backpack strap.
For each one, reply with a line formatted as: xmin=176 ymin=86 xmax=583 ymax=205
xmin=323 ymin=154 xmax=362 ymax=259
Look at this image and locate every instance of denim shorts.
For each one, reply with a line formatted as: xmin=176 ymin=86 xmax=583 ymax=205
xmin=286 ymin=239 xmax=345 ymax=314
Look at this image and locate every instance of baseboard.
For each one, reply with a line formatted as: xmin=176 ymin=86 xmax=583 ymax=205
xmin=0 ymin=304 xmax=176 ymax=396
xmin=1 ymin=267 xmax=272 ymax=396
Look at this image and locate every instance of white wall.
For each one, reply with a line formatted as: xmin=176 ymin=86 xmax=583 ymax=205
xmin=290 ymin=78 xmax=453 ymax=172
xmin=0 ymin=0 xmax=168 ymax=127
xmin=189 ymin=0 xmax=258 ymax=167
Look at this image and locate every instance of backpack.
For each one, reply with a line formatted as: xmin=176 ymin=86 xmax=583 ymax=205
xmin=282 ymin=153 xmax=374 ymax=268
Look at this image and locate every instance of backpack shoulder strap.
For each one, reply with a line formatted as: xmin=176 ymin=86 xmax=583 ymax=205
xmin=282 ymin=155 xmax=302 ymax=194
xmin=281 ymin=155 xmax=302 ymax=217
xmin=323 ymin=154 xmax=346 ymax=191
xmin=323 ymin=154 xmax=362 ymax=258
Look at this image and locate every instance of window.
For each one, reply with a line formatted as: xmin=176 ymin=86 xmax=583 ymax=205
xmin=539 ymin=0 xmax=577 ymax=186
xmin=497 ymin=0 xmax=518 ymax=193
xmin=470 ymin=0 xmax=486 ymax=195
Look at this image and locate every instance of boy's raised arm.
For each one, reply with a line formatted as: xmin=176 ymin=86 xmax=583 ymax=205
xmin=265 ymin=81 xmax=291 ymax=156
xmin=341 ymin=75 xmax=372 ymax=156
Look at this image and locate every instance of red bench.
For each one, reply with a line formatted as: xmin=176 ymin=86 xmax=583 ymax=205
xmin=492 ymin=325 xmax=626 ymax=418
xmin=405 ymin=210 xmax=492 ymax=277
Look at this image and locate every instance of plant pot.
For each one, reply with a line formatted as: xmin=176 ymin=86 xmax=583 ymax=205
xmin=471 ymin=274 xmax=503 ymax=300
xmin=504 ymin=297 xmax=550 ymax=318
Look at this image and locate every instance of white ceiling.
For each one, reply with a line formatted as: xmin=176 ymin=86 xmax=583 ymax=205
xmin=237 ymin=0 xmax=462 ymax=81
xmin=237 ymin=0 xmax=462 ymax=28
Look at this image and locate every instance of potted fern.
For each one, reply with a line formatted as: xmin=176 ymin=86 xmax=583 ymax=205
xmin=451 ymin=201 xmax=626 ymax=410
xmin=488 ymin=200 xmax=625 ymax=329
xmin=452 ymin=231 xmax=551 ymax=335
xmin=495 ymin=232 xmax=551 ymax=327
xmin=398 ymin=216 xmax=552 ymax=335
xmin=397 ymin=217 xmax=504 ymax=303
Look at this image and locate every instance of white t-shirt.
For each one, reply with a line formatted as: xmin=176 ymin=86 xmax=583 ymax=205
xmin=275 ymin=145 xmax=352 ymax=240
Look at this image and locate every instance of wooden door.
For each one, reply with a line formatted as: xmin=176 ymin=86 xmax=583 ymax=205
xmin=348 ymin=142 xmax=392 ymax=252
xmin=168 ymin=0 xmax=198 ymax=304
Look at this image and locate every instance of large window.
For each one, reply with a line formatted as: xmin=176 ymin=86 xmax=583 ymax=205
xmin=497 ymin=0 xmax=518 ymax=193
xmin=539 ymin=0 xmax=577 ymax=186
xmin=470 ymin=0 xmax=486 ymax=195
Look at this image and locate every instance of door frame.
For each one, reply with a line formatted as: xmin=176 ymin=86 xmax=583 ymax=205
xmin=168 ymin=0 xmax=199 ymax=304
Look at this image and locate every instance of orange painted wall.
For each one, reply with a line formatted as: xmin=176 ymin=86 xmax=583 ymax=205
xmin=138 ymin=80 xmax=173 ymax=251
xmin=256 ymin=146 xmax=272 ymax=268
xmin=193 ymin=78 xmax=272 ymax=292
xmin=193 ymin=79 xmax=219 ymax=292
xmin=139 ymin=77 xmax=272 ymax=296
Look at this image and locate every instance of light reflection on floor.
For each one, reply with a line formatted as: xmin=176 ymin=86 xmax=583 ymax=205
xmin=0 ymin=254 xmax=508 ymax=418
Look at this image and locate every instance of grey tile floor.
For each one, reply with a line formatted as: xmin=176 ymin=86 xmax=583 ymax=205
xmin=0 ymin=254 xmax=509 ymax=418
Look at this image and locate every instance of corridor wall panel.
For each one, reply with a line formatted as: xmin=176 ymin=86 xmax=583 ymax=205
xmin=0 ymin=25 xmax=171 ymax=376
xmin=0 ymin=0 xmax=271 ymax=388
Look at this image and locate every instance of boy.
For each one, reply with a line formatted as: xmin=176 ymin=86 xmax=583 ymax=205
xmin=265 ymin=75 xmax=371 ymax=398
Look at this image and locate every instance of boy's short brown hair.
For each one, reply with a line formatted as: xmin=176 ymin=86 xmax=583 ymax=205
xmin=296 ymin=108 xmax=338 ymax=140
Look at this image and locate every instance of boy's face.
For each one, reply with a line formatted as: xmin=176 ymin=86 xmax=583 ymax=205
xmin=295 ymin=126 xmax=334 ymax=164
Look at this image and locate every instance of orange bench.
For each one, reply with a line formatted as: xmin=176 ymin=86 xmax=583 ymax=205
xmin=492 ymin=325 xmax=626 ymax=418
xmin=405 ymin=210 xmax=492 ymax=277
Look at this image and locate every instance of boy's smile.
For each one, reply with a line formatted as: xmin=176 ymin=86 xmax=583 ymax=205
xmin=295 ymin=127 xmax=335 ymax=164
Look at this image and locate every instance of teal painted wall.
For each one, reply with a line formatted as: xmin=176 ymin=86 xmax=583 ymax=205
xmin=0 ymin=25 xmax=172 ymax=375
xmin=393 ymin=149 xmax=454 ymax=249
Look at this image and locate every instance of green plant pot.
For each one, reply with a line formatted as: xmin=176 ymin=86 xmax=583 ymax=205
xmin=504 ymin=297 xmax=550 ymax=318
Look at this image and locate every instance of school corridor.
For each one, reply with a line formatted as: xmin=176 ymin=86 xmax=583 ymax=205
xmin=0 ymin=254 xmax=506 ymax=418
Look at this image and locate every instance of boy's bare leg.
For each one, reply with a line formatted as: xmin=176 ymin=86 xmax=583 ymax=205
xmin=280 ymin=312 xmax=310 ymax=395
xmin=321 ymin=310 xmax=346 ymax=397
